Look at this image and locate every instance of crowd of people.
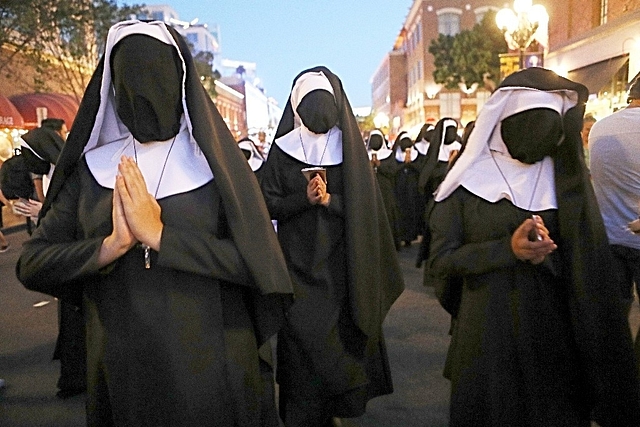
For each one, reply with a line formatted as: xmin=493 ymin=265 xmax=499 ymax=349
xmin=1 ymin=18 xmax=639 ymax=427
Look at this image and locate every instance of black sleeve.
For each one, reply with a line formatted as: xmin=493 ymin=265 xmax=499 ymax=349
xmin=16 ymin=167 xmax=102 ymax=303
xmin=427 ymin=191 xmax=519 ymax=280
xmin=260 ymin=147 xmax=311 ymax=221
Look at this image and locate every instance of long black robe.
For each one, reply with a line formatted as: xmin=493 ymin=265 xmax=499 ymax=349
xmin=17 ymin=21 xmax=292 ymax=427
xmin=375 ymin=154 xmax=401 ymax=249
xmin=261 ymin=144 xmax=393 ymax=418
xmin=428 ymin=187 xmax=590 ymax=426
xmin=18 ymin=160 xmax=278 ymax=427
xmin=393 ymin=152 xmax=427 ymax=244
xmin=429 ymin=68 xmax=640 ymax=427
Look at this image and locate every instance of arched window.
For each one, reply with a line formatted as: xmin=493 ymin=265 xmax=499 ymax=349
xmin=437 ymin=8 xmax=462 ymax=36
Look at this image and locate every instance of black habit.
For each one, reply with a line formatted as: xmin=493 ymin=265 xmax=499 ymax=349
xmin=17 ymin=21 xmax=293 ymax=427
xmin=427 ymin=68 xmax=640 ymax=427
xmin=261 ymin=66 xmax=404 ymax=422
xmin=392 ymin=133 xmax=427 ymax=245
xmin=368 ymin=131 xmax=400 ymax=250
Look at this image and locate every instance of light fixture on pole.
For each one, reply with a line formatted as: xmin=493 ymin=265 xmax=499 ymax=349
xmin=496 ymin=0 xmax=549 ymax=70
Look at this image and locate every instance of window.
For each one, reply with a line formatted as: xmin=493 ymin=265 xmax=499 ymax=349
xmin=186 ymin=33 xmax=199 ymax=46
xmin=437 ymin=10 xmax=461 ymax=36
xmin=440 ymin=92 xmax=461 ymax=118
xmin=600 ymin=0 xmax=608 ymax=24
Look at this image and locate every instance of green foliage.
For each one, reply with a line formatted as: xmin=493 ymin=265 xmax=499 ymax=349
xmin=0 ymin=0 xmax=143 ymax=98
xmin=193 ymin=50 xmax=219 ymax=98
xmin=429 ymin=11 xmax=507 ymax=91
xmin=429 ymin=34 xmax=457 ymax=89
xmin=356 ymin=112 xmax=376 ymax=135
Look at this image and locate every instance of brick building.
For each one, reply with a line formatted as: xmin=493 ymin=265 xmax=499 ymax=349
xmin=212 ymin=79 xmax=247 ymax=140
xmin=372 ymin=0 xmax=640 ymax=136
xmin=371 ymin=0 xmax=505 ymax=138
xmin=370 ymin=42 xmax=407 ymax=141
xmin=544 ymin=0 xmax=640 ymax=118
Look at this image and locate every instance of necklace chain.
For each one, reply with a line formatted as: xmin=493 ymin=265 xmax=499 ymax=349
xmin=299 ymin=127 xmax=332 ymax=165
xmin=131 ymin=134 xmax=177 ymax=269
xmin=490 ymin=151 xmax=544 ymax=212
xmin=132 ymin=135 xmax=178 ymax=198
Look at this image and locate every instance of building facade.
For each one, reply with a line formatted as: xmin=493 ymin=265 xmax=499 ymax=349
xmin=371 ymin=0 xmax=504 ymax=137
xmin=139 ymin=5 xmax=277 ymax=137
xmin=544 ymin=0 xmax=640 ymax=118
xmin=212 ymin=79 xmax=246 ymax=139
xmin=370 ymin=45 xmax=407 ymax=141
xmin=371 ymin=0 xmax=640 ymax=135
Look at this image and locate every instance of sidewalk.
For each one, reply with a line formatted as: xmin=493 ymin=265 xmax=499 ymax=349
xmin=0 ymin=229 xmax=86 ymax=427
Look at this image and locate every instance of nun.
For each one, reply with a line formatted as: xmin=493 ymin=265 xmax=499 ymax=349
xmin=418 ymin=117 xmax=461 ymax=197
xmin=427 ymin=67 xmax=640 ymax=426
xmin=238 ymin=135 xmax=267 ymax=182
xmin=413 ymin=123 xmax=434 ymax=157
xmin=392 ymin=131 xmax=427 ymax=247
xmin=20 ymin=119 xmax=88 ymax=398
xmin=260 ymin=66 xmax=404 ymax=426
xmin=415 ymin=118 xmax=461 ymax=270
xmin=367 ymin=129 xmax=400 ymax=249
xmin=17 ymin=20 xmax=293 ymax=426
xmin=20 ymin=118 xmax=66 ymax=201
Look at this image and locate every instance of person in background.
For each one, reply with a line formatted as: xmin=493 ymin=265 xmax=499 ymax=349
xmin=20 ymin=118 xmax=67 ymax=203
xmin=17 ymin=20 xmax=293 ymax=426
xmin=19 ymin=117 xmax=86 ymax=398
xmin=589 ymin=78 xmax=640 ymax=333
xmin=367 ymin=129 xmax=399 ymax=249
xmin=238 ymin=135 xmax=267 ymax=182
xmin=581 ymin=114 xmax=596 ymax=168
xmin=415 ymin=119 xmax=462 ymax=271
xmin=12 ymin=118 xmax=66 ymax=229
xmin=392 ymin=131 xmax=426 ymax=247
xmin=261 ymin=66 xmax=404 ymax=426
xmin=257 ymin=130 xmax=268 ymax=156
xmin=454 ymin=120 xmax=475 ymax=166
xmin=418 ymin=118 xmax=461 ymax=198
xmin=0 ymin=133 xmax=11 ymax=252
xmin=413 ymin=123 xmax=433 ymax=158
xmin=427 ymin=67 xmax=640 ymax=426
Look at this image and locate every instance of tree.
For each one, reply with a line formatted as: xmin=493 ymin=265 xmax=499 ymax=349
xmin=193 ymin=50 xmax=220 ymax=98
xmin=0 ymin=0 xmax=45 ymax=75
xmin=429 ymin=11 xmax=507 ymax=92
xmin=1 ymin=0 xmax=143 ymax=100
xmin=428 ymin=34 xmax=457 ymax=89
xmin=356 ymin=112 xmax=376 ymax=136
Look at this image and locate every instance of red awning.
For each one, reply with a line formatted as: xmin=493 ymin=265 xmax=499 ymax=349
xmin=9 ymin=93 xmax=79 ymax=130
xmin=0 ymin=94 xmax=25 ymax=129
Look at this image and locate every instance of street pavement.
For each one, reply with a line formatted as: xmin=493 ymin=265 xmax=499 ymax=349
xmin=1 ymin=218 xmax=638 ymax=427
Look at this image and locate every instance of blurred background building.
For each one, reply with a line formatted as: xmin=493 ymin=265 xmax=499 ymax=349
xmin=138 ymin=4 xmax=281 ymax=142
xmin=371 ymin=0 xmax=640 ymax=138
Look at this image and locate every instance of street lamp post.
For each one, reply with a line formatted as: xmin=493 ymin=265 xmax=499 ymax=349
xmin=496 ymin=0 xmax=549 ymax=70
